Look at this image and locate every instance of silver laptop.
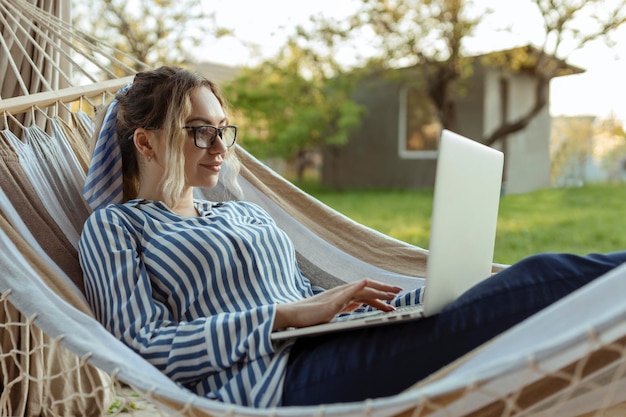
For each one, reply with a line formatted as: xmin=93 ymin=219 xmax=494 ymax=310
xmin=271 ymin=129 xmax=504 ymax=341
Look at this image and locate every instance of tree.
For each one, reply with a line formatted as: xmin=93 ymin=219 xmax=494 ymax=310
xmin=71 ymin=0 xmax=230 ymax=70
xmin=288 ymin=0 xmax=481 ymax=136
xmin=292 ymin=0 xmax=626 ymax=147
xmin=482 ymin=0 xmax=626 ymax=145
xmin=223 ymin=39 xmax=364 ymax=180
xmin=594 ymin=115 xmax=626 ymax=182
xmin=550 ymin=116 xmax=595 ymax=185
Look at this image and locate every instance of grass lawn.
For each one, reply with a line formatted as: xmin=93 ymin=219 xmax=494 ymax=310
xmin=296 ymin=181 xmax=626 ymax=265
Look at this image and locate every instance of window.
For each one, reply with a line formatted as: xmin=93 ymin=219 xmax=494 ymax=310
xmin=398 ymin=85 xmax=442 ymax=159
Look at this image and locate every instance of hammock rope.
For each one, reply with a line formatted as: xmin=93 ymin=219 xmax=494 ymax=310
xmin=2 ymin=2 xmax=626 ymax=417
xmin=0 ymin=0 xmax=145 ymax=101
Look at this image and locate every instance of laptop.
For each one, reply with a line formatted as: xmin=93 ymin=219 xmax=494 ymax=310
xmin=271 ymin=129 xmax=504 ymax=341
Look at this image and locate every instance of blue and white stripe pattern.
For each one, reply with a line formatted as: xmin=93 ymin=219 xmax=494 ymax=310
xmin=79 ymin=199 xmax=316 ymax=406
xmin=82 ymin=84 xmax=132 ymax=210
xmin=78 ymin=198 xmax=423 ymax=406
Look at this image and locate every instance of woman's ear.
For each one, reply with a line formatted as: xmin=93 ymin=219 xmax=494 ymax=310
xmin=133 ymin=128 xmax=155 ymax=161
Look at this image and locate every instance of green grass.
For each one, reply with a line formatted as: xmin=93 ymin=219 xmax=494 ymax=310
xmin=295 ymin=182 xmax=626 ymax=265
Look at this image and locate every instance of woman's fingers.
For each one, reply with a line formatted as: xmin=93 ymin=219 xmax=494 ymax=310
xmin=339 ymin=300 xmax=366 ymax=314
xmin=333 ymin=279 xmax=401 ymax=311
xmin=351 ymin=279 xmax=402 ymax=302
xmin=334 ymin=279 xmax=402 ymax=297
xmin=275 ymin=279 xmax=404 ymax=330
xmin=359 ymin=279 xmax=404 ymax=294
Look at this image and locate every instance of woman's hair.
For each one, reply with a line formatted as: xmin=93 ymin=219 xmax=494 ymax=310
xmin=94 ymin=66 xmax=241 ymax=206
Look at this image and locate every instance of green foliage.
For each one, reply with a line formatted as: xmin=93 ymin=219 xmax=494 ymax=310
xmin=296 ymin=0 xmax=484 ymax=131
xmin=222 ymin=41 xmax=365 ymax=161
xmin=292 ymin=0 xmax=626 ymax=144
xmin=550 ymin=116 xmax=595 ymax=185
xmin=326 ymin=100 xmax=365 ymax=145
xmin=107 ymin=398 xmax=137 ymax=414
xmin=297 ymin=182 xmax=626 ymax=266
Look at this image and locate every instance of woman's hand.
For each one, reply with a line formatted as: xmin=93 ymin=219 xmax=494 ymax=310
xmin=273 ymin=279 xmax=403 ymax=330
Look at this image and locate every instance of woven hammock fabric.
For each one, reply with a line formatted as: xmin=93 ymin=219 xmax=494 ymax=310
xmin=2 ymin=1 xmax=626 ymax=416
xmin=0 ymin=0 xmax=144 ymax=102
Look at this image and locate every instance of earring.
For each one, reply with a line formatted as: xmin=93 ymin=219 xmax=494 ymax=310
xmin=147 ymin=155 xmax=153 ymax=162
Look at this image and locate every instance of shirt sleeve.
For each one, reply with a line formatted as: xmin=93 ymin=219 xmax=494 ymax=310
xmin=78 ymin=207 xmax=277 ymax=384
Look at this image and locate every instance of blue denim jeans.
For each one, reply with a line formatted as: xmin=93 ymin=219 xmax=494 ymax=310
xmin=282 ymin=251 xmax=626 ymax=405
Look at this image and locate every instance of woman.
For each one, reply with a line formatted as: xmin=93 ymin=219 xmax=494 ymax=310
xmin=78 ymin=66 xmax=626 ymax=407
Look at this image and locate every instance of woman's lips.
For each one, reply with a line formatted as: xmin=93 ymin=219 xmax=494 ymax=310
xmin=202 ymin=162 xmax=222 ymax=172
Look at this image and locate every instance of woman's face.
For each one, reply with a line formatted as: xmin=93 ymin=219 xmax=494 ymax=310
xmin=182 ymin=86 xmax=229 ymax=189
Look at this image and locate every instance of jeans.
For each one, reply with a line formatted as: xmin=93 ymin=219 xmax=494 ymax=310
xmin=282 ymin=251 xmax=626 ymax=405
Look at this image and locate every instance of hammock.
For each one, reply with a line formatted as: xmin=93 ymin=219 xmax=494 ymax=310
xmin=2 ymin=1 xmax=626 ymax=416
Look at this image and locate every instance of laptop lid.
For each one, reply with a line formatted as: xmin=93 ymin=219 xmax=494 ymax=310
xmin=270 ymin=129 xmax=503 ymax=340
xmin=421 ymin=129 xmax=503 ymax=316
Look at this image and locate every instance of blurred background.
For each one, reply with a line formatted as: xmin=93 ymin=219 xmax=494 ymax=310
xmin=67 ymin=0 xmax=626 ymax=191
xmin=3 ymin=0 xmax=626 ymax=263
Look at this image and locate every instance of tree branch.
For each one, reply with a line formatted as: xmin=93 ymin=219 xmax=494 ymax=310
xmin=484 ymin=75 xmax=549 ymax=146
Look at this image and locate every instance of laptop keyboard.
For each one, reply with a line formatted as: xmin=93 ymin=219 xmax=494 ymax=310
xmin=332 ymin=305 xmax=424 ymax=323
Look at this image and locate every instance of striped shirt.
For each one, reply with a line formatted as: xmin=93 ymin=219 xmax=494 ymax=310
xmin=78 ymin=198 xmax=422 ymax=407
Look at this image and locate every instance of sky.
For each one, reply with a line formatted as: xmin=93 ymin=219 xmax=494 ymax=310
xmin=206 ymin=0 xmax=626 ymax=122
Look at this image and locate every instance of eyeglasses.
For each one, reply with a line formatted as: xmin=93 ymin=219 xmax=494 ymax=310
xmin=183 ymin=125 xmax=238 ymax=149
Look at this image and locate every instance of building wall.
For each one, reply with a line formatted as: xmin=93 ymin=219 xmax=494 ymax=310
xmin=322 ymin=76 xmax=437 ymax=189
xmin=455 ymin=64 xmax=486 ymax=143
xmin=322 ymin=66 xmax=553 ymax=194
xmin=483 ymin=69 xmax=552 ymax=194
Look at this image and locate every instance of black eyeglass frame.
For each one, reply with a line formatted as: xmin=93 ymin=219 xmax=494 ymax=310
xmin=183 ymin=125 xmax=238 ymax=149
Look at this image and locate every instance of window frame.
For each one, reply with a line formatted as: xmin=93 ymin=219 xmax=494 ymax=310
xmin=398 ymin=84 xmax=440 ymax=160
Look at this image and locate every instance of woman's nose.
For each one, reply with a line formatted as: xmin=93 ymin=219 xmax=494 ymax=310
xmin=210 ymin=134 xmax=228 ymax=154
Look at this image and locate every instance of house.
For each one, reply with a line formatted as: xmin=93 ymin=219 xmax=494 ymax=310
xmin=551 ymin=115 xmax=596 ymax=186
xmin=552 ymin=115 xmax=626 ymax=185
xmin=321 ymin=46 xmax=584 ymax=194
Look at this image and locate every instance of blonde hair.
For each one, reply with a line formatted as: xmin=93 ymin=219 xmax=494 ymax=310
xmin=99 ymin=66 xmax=241 ymax=207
